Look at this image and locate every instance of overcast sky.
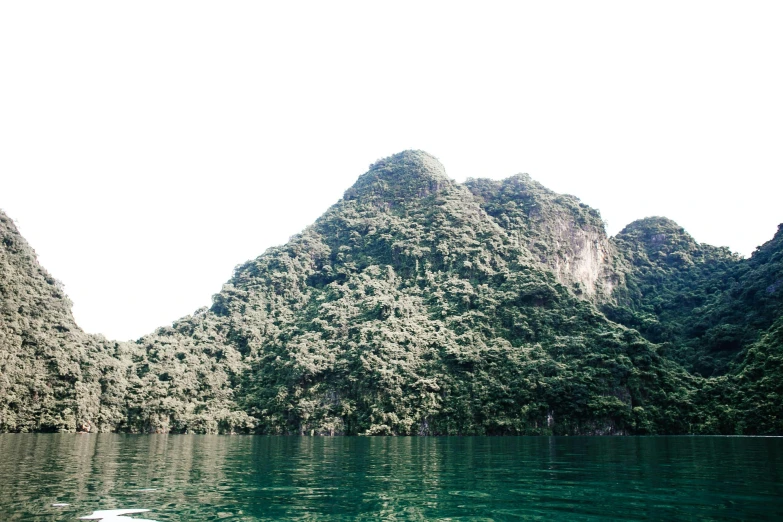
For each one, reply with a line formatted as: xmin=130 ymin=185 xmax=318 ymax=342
xmin=1 ymin=1 xmax=781 ymax=341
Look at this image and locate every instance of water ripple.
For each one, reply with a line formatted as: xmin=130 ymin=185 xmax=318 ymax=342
xmin=0 ymin=435 xmax=781 ymax=520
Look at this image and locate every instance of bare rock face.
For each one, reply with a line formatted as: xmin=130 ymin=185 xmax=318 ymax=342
xmin=465 ymin=174 xmax=623 ymax=302
xmin=536 ymin=213 xmax=622 ymax=300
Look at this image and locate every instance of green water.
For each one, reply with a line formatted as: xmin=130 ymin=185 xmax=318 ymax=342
xmin=1 ymin=435 xmax=781 ymax=520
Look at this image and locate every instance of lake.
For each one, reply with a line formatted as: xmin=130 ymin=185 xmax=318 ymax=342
xmin=0 ymin=435 xmax=781 ymax=520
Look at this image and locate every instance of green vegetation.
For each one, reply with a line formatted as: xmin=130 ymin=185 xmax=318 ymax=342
xmin=605 ymin=218 xmax=783 ymax=377
xmin=1 ymin=151 xmax=781 ymax=435
xmin=0 ymin=210 xmax=254 ymax=433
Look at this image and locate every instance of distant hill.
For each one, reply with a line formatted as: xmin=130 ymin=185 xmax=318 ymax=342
xmin=1 ymin=151 xmax=780 ymax=434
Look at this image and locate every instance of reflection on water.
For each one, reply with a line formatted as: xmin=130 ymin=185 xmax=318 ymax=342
xmin=0 ymin=435 xmax=782 ymax=520
xmin=79 ymin=509 xmax=156 ymax=521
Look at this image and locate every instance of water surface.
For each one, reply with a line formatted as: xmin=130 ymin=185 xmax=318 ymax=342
xmin=1 ymin=435 xmax=781 ymax=520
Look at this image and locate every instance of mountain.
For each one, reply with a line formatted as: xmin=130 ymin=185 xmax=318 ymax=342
xmin=208 ymin=151 xmax=689 ymax=435
xmin=1 ymin=150 xmax=780 ymax=435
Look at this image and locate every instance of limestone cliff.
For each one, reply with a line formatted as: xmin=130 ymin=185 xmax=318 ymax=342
xmin=465 ymin=175 xmax=623 ymax=302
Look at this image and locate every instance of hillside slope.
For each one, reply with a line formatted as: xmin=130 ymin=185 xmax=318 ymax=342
xmin=0 ymin=211 xmax=131 ymax=431
xmin=606 ymin=217 xmax=783 ymax=377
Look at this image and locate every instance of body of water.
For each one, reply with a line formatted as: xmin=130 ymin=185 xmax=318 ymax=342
xmin=0 ymin=434 xmax=781 ymax=520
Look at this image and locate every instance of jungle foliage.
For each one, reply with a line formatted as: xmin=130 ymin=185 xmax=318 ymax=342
xmin=605 ymin=218 xmax=783 ymax=377
xmin=1 ymin=151 xmax=781 ymax=435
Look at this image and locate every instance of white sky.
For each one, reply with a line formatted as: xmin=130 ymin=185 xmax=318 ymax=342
xmin=1 ymin=1 xmax=781 ymax=341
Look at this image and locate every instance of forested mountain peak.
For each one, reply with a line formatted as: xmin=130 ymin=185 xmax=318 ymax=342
xmin=196 ymin=154 xmax=694 ymax=436
xmin=343 ymin=150 xmax=452 ymax=205
xmin=614 ymin=216 xmax=701 ymax=260
xmin=606 ymin=216 xmax=756 ymax=377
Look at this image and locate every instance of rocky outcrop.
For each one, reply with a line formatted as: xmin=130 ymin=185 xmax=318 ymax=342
xmin=465 ymin=174 xmax=623 ymax=302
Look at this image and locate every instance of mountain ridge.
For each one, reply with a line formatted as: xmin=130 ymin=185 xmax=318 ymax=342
xmin=1 ymin=151 xmax=780 ymax=435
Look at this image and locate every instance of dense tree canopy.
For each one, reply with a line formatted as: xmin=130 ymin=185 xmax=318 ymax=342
xmin=605 ymin=217 xmax=783 ymax=377
xmin=1 ymin=151 xmax=780 ymax=434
